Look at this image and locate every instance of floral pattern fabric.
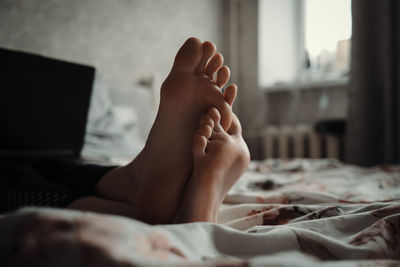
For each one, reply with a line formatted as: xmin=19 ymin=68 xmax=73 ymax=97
xmin=1 ymin=159 xmax=399 ymax=266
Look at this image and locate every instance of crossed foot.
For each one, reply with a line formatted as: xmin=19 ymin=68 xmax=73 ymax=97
xmin=73 ymin=38 xmax=250 ymax=224
xmin=133 ymin=37 xmax=243 ymax=223
xmin=172 ymin=107 xmax=250 ymax=223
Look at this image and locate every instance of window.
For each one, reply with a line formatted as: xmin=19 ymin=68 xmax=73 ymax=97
xmin=258 ymin=0 xmax=352 ymax=89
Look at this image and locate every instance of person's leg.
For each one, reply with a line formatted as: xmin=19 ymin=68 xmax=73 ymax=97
xmin=76 ymin=38 xmax=237 ymax=224
xmin=172 ymin=107 xmax=250 ymax=223
xmin=67 ymin=152 xmax=143 ymax=219
xmin=0 ymin=158 xmax=121 ymax=215
xmin=69 ymin=107 xmax=249 ymax=224
xmin=67 ymin=196 xmax=138 ymax=218
xmin=135 ymin=38 xmax=238 ymax=223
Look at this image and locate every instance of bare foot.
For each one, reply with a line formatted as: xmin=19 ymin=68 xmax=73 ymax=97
xmin=132 ymin=38 xmax=237 ymax=223
xmin=70 ymin=38 xmax=237 ymax=222
xmin=172 ymin=107 xmax=250 ymax=223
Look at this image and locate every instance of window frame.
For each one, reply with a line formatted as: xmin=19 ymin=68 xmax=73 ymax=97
xmin=259 ymin=0 xmax=350 ymax=92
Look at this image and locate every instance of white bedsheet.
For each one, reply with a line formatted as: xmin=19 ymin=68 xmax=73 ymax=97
xmin=1 ymin=159 xmax=399 ymax=266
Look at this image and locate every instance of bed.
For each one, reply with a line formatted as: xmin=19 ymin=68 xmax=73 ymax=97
xmin=1 ymin=158 xmax=399 ymax=266
xmin=1 ymin=48 xmax=398 ymax=266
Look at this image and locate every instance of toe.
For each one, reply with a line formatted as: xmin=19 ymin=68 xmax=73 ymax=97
xmin=216 ymin=66 xmax=230 ymax=88
xmin=194 ymin=41 xmax=216 ymax=75
xmin=205 ymin=53 xmax=224 ymax=80
xmin=227 ymin=113 xmax=242 ymax=136
xmin=198 ymin=114 xmax=214 ymax=139
xmin=206 ymin=107 xmax=224 ymax=132
xmin=171 ymin=37 xmax=203 ymax=74
xmin=211 ymin=98 xmax=232 ymax=131
xmin=223 ymin=84 xmax=237 ymax=106
xmin=193 ymin=113 xmax=214 ymax=158
xmin=192 ymin=134 xmax=207 ymax=158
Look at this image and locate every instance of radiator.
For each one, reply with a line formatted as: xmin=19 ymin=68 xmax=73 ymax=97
xmin=261 ymin=124 xmax=341 ymax=159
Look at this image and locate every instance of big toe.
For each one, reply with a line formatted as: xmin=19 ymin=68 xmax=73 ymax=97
xmin=171 ymin=37 xmax=203 ymax=74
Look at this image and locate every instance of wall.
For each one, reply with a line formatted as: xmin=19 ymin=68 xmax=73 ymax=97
xmin=0 ymin=0 xmax=226 ymax=100
xmin=227 ymin=0 xmax=268 ymax=132
xmin=266 ymin=85 xmax=348 ymax=125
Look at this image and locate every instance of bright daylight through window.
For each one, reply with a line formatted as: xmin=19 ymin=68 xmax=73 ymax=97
xmin=258 ymin=0 xmax=352 ymax=89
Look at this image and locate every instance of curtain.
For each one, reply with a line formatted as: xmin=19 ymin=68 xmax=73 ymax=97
xmin=345 ymin=0 xmax=400 ymax=166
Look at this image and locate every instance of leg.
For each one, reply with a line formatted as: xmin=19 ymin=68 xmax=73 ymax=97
xmin=172 ymin=107 xmax=250 ymax=223
xmin=134 ymin=38 xmax=238 ymax=223
xmin=85 ymin=38 xmax=237 ymax=224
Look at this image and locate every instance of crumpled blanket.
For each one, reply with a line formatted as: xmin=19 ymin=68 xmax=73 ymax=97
xmin=1 ymin=159 xmax=399 ymax=266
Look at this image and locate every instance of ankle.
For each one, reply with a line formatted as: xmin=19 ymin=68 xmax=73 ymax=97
xmin=180 ymin=179 xmax=220 ymax=223
xmin=173 ymin=199 xmax=218 ymax=223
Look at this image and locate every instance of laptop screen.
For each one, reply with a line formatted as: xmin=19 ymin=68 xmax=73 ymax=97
xmin=0 ymin=48 xmax=95 ymax=159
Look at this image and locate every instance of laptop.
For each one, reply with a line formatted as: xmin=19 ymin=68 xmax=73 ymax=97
xmin=0 ymin=48 xmax=95 ymax=159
